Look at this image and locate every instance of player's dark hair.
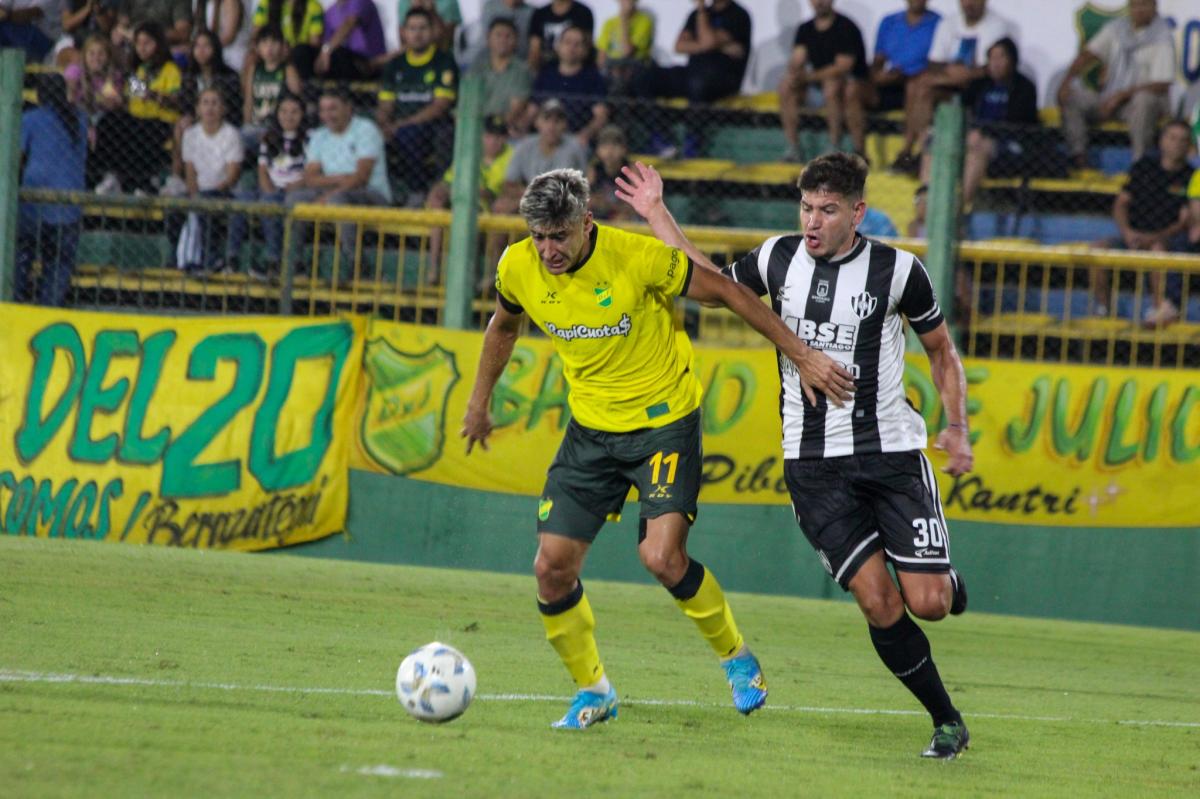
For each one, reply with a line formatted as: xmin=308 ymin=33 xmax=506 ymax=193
xmin=798 ymin=152 xmax=869 ymax=201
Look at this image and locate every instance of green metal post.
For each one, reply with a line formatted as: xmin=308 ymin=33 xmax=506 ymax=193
xmin=443 ymin=75 xmax=485 ymax=330
xmin=0 ymin=49 xmax=27 ymax=302
xmin=922 ymin=99 xmax=965 ymax=340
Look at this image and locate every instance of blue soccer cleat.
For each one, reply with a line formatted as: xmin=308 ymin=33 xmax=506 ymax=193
xmin=551 ymin=686 xmax=619 ymax=729
xmin=722 ymin=651 xmax=767 ymax=715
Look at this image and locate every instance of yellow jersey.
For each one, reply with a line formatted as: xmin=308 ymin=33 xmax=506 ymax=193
xmin=495 ymin=224 xmax=701 ymax=432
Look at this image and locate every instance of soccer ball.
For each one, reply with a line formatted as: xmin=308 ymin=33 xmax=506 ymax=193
xmin=395 ymin=642 xmax=477 ymax=723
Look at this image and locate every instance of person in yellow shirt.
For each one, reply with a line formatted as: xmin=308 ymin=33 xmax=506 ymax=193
xmin=596 ymin=0 xmax=654 ymax=95
xmin=461 ymin=168 xmax=854 ymax=729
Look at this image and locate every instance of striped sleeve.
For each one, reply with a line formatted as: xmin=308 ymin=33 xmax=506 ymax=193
xmin=720 ymin=243 xmax=769 ymax=296
xmin=898 ymin=256 xmax=944 ymax=333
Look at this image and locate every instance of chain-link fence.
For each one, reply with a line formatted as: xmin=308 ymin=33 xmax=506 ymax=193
xmin=11 ymin=62 xmax=1200 ymax=369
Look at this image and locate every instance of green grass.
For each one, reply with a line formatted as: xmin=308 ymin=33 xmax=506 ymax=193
xmin=1 ymin=537 xmax=1197 ymax=798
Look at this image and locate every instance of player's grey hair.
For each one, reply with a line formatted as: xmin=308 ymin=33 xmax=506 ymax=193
xmin=519 ymin=169 xmax=591 ymax=230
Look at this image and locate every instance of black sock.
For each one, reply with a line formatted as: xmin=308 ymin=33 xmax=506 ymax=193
xmin=869 ymin=614 xmax=960 ymax=727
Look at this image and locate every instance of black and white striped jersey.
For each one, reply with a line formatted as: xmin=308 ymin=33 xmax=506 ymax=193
xmin=722 ymin=235 xmax=944 ymax=459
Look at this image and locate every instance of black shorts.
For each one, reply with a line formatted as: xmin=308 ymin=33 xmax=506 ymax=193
xmin=538 ymin=409 xmax=702 ymax=542
xmin=785 ymin=451 xmax=951 ymax=590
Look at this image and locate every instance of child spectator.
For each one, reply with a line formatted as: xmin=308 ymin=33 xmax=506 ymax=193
xmin=64 ymin=32 xmax=124 ymax=121
xmin=93 ymin=21 xmax=181 ymax=194
xmin=17 ymin=73 xmax=88 ymax=307
xmin=530 ymin=24 xmax=607 ymax=144
xmin=171 ymin=87 xmax=244 ymax=272
xmin=587 ymin=123 xmax=631 ymax=221
xmin=241 ymin=25 xmax=293 ymax=149
xmin=167 ymin=29 xmax=243 ymax=193
xmin=595 ymin=0 xmax=652 ymax=95
xmin=228 ymin=92 xmax=307 ymax=280
xmin=249 ymin=0 xmax=323 ymax=83
xmin=314 ymin=0 xmax=384 ymax=80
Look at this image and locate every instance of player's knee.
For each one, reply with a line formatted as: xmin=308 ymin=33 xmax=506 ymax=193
xmin=906 ymin=588 xmax=951 ymax=621
xmin=533 ymin=551 xmax=577 ymax=597
xmin=856 ymin=588 xmax=905 ymax=628
xmin=638 ymin=545 xmax=686 ymax=585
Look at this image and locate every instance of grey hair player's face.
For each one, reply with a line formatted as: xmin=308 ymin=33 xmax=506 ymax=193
xmin=530 ymin=212 xmax=594 ymax=274
xmin=800 ymin=189 xmax=866 ymax=259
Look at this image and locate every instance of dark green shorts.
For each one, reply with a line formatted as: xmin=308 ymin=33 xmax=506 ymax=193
xmin=538 ymin=409 xmax=702 ymax=542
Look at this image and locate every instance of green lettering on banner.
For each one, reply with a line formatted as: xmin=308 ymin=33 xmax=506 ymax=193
xmin=30 ymin=477 xmax=77 ymax=536
xmin=69 ymin=330 xmax=138 ymax=463
xmin=1103 ymin=380 xmax=1140 ymax=467
xmin=528 ymin=355 xmax=569 ymax=431
xmin=119 ymin=330 xmax=176 ymax=464
xmin=1051 ymin=377 xmax=1108 ymax=461
xmin=249 ymin=322 xmax=351 ymax=492
xmin=1006 ymin=376 xmax=1049 ymax=453
xmin=66 ymin=481 xmax=98 ymax=538
xmin=702 ymin=361 xmax=755 ymax=435
xmin=1143 ymin=383 xmax=1168 ymax=462
xmin=15 ymin=323 xmax=87 ymax=464
xmin=1170 ymin=386 xmax=1200 ymax=463
xmin=490 ymin=346 xmax=535 ymax=428
xmin=160 ymin=333 xmax=266 ymax=498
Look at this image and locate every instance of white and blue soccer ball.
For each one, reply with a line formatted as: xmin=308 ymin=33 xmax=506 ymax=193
xmin=396 ymin=642 xmax=477 ymax=723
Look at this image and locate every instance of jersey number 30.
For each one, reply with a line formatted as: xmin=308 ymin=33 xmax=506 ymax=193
xmin=912 ymin=518 xmax=944 ymax=548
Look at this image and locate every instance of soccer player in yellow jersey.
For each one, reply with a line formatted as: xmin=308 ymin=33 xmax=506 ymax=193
xmin=461 ymin=168 xmax=854 ymax=729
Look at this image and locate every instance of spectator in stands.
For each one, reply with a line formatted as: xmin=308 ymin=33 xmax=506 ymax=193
xmin=588 ymin=123 xmax=631 ymax=222
xmin=113 ymin=0 xmax=192 ymax=60
xmin=60 ymin=0 xmax=119 ymax=65
xmin=467 ymin=17 xmax=531 ymax=135
xmin=65 ymin=32 xmax=124 ymax=124
xmin=164 ymin=29 xmax=242 ymax=195
xmin=0 ymin=0 xmax=61 ymax=64
xmin=907 ymin=183 xmax=928 ymax=238
xmin=531 ymin=24 xmax=607 ymax=144
xmin=869 ymin=1 xmax=940 ymax=138
xmin=16 ymin=73 xmax=87 ymax=307
xmin=248 ymin=0 xmax=322 ymax=84
xmin=171 ymin=86 xmax=243 ymax=271
xmin=493 ymin=98 xmax=586 ymax=213
xmin=93 ymin=20 xmax=181 ymax=194
xmin=1058 ymin=0 xmax=1174 ymax=168
xmin=471 ymin=0 xmax=533 ymax=65
xmin=314 ymin=0 xmax=384 ymax=80
xmin=528 ymin=0 xmax=592 ymax=71
xmin=892 ymin=0 xmax=1012 ymax=174
xmin=376 ymin=7 xmax=458 ymax=204
xmin=636 ymin=0 xmax=751 ymax=105
xmin=241 ymin=25 xmax=294 ymax=149
xmin=595 ymin=0 xmax=653 ymax=96
xmin=425 ymin=114 xmax=515 ymax=281
xmin=957 ymin=37 xmax=1038 ymax=209
xmin=1190 ymin=104 xmax=1200 ymax=252
xmin=228 ymin=91 xmax=307 ymax=280
xmin=1093 ymin=120 xmax=1193 ymax=326
xmin=397 ymin=0 xmax=460 ymax=53
xmin=778 ymin=0 xmax=870 ymax=162
xmin=197 ymin=0 xmax=248 ymax=72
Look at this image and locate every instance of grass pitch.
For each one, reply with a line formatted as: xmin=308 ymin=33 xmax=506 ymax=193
xmin=1 ymin=537 xmax=1197 ymax=798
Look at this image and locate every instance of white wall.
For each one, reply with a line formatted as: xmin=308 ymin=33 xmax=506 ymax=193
xmin=444 ymin=0 xmax=1199 ymax=107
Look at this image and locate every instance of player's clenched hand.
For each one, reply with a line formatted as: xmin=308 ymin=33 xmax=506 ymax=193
xmin=614 ymin=161 xmax=664 ymax=219
xmin=934 ymin=427 xmax=973 ymax=476
xmin=461 ymin=403 xmax=493 ymax=454
xmin=791 ymin=349 xmax=855 ymax=408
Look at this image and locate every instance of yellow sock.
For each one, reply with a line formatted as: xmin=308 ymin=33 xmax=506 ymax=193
xmin=672 ymin=562 xmax=745 ymax=659
xmin=539 ymin=583 xmax=605 ymax=688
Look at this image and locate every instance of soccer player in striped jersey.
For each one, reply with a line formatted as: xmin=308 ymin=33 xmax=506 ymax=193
xmin=617 ymin=153 xmax=975 ymax=759
xmin=461 ymin=168 xmax=854 ymax=729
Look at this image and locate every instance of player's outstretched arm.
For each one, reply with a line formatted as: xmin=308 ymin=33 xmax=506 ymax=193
xmin=615 ymin=161 xmax=721 ymax=274
xmin=686 ymin=266 xmax=855 ymax=408
xmin=461 ymin=303 xmax=523 ymax=453
xmin=919 ymin=322 xmax=973 ymax=476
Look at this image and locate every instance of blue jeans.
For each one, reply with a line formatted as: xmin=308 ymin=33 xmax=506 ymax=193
xmin=227 ymin=188 xmax=287 ymax=268
xmin=15 ymin=220 xmax=81 ymax=307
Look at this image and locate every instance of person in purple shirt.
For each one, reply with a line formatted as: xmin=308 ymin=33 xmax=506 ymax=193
xmin=315 ymin=0 xmax=385 ymax=80
xmin=531 ymin=24 xmax=608 ymax=144
xmin=869 ymin=0 xmax=940 ymax=112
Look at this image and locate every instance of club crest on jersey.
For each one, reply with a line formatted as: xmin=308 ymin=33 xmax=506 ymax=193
xmin=812 ymin=279 xmax=831 ymax=304
xmin=594 ymin=284 xmax=612 ymax=307
xmin=850 ymin=291 xmax=878 ymax=319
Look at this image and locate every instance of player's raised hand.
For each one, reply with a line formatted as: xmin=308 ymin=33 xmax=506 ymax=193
xmin=614 ymin=161 xmax=664 ymax=220
xmin=461 ymin=403 xmax=494 ymax=454
xmin=934 ymin=426 xmax=974 ymax=476
xmin=790 ymin=349 xmax=855 ymax=408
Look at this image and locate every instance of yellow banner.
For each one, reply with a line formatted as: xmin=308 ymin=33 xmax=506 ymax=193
xmin=353 ymin=320 xmax=1200 ymax=528
xmin=0 ymin=304 xmax=364 ymax=550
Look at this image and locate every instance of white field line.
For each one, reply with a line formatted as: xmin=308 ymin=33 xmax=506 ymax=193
xmin=1 ymin=669 xmax=1197 ymax=730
